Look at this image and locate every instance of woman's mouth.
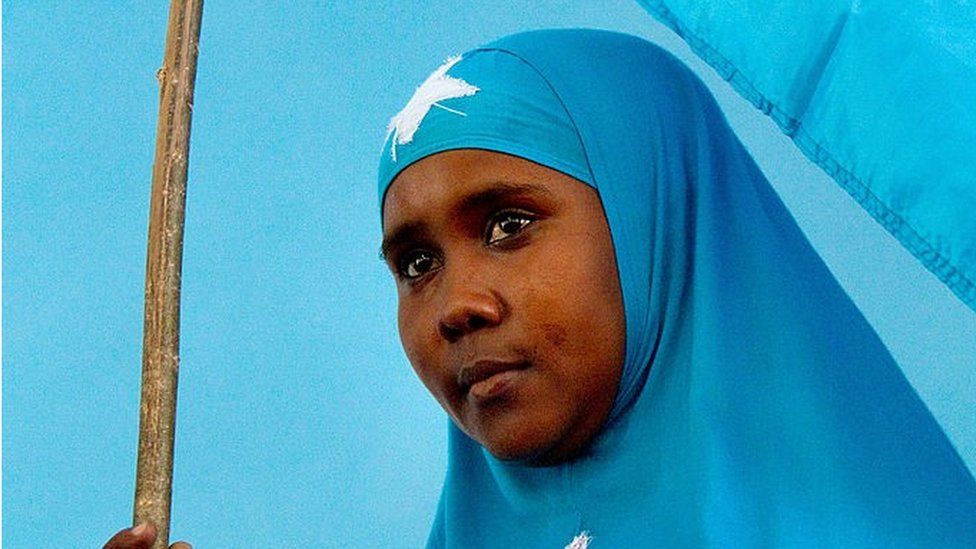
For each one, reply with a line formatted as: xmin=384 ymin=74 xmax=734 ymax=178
xmin=458 ymin=360 xmax=529 ymax=401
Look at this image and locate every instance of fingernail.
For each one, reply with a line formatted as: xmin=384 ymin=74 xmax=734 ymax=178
xmin=131 ymin=523 xmax=148 ymax=536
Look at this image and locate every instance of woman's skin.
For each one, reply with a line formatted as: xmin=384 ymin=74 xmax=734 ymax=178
xmin=102 ymin=522 xmax=191 ymax=549
xmin=104 ymin=148 xmax=627 ymax=544
xmin=382 ymin=149 xmax=627 ymax=465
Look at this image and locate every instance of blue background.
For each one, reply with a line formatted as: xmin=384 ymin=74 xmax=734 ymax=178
xmin=4 ymin=2 xmax=973 ymax=547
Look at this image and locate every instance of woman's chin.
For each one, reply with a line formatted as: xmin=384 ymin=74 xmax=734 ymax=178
xmin=483 ymin=438 xmax=590 ymax=467
xmin=483 ymin=440 xmax=546 ymax=463
xmin=451 ymin=388 xmax=604 ymax=465
xmin=459 ymin=417 xmax=550 ymax=463
xmin=472 ymin=422 xmax=582 ymax=466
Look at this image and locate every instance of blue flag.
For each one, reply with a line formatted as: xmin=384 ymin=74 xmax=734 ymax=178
xmin=636 ymin=0 xmax=976 ymax=312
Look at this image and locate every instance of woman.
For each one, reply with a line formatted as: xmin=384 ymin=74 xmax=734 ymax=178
xmin=377 ymin=29 xmax=976 ymax=547
xmin=106 ymin=29 xmax=976 ymax=548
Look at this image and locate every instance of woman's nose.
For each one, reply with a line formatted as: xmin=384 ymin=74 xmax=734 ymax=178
xmin=437 ymin=274 xmax=504 ymax=343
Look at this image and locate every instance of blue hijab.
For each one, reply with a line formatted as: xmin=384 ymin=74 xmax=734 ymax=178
xmin=378 ymin=30 xmax=976 ymax=548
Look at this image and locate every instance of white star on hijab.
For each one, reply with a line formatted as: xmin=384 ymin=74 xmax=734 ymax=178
xmin=565 ymin=531 xmax=592 ymax=549
xmin=386 ymin=55 xmax=479 ymax=161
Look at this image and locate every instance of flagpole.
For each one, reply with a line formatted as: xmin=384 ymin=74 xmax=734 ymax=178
xmin=134 ymin=1 xmax=203 ymax=547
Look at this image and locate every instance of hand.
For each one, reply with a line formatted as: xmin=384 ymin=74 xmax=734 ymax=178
xmin=102 ymin=522 xmax=192 ymax=549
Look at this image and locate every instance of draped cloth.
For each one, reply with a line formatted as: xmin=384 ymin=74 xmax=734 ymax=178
xmin=635 ymin=0 xmax=976 ymax=312
xmin=377 ymin=30 xmax=976 ymax=547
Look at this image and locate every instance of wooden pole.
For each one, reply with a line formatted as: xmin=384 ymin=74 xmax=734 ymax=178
xmin=134 ymin=2 xmax=203 ymax=547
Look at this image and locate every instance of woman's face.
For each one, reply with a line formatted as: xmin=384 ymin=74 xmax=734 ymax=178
xmin=382 ymin=149 xmax=625 ymax=465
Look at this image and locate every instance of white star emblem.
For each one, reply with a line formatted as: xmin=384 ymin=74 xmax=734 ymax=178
xmin=565 ymin=531 xmax=592 ymax=549
xmin=386 ymin=55 xmax=480 ymax=161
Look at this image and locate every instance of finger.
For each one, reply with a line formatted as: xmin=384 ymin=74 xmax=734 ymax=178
xmin=170 ymin=542 xmax=193 ymax=549
xmin=103 ymin=522 xmax=157 ymax=549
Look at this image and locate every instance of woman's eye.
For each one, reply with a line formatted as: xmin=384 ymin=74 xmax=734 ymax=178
xmin=486 ymin=212 xmax=535 ymax=244
xmin=398 ymin=250 xmax=441 ymax=279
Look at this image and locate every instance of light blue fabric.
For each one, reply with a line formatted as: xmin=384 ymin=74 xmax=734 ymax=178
xmin=378 ymin=30 xmax=976 ymax=547
xmin=635 ymin=0 xmax=976 ymax=313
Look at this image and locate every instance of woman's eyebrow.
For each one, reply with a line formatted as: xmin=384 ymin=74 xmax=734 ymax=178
xmin=454 ymin=181 xmax=554 ymax=213
xmin=380 ymin=222 xmax=427 ymax=261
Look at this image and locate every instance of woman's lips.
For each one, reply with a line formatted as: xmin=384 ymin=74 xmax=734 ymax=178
xmin=458 ymin=360 xmax=528 ymax=400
